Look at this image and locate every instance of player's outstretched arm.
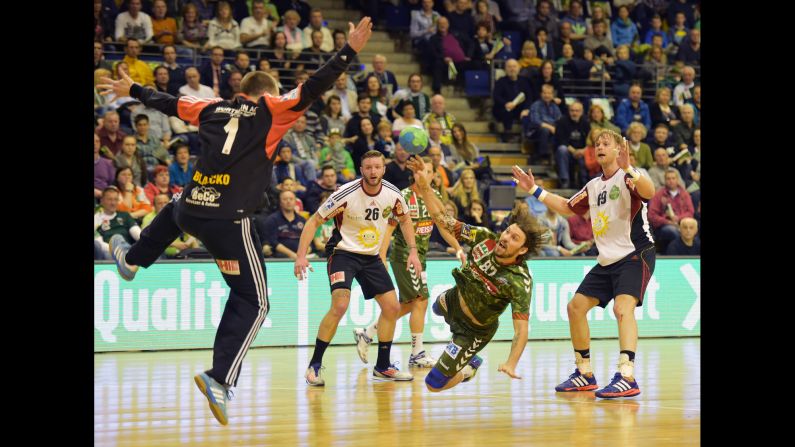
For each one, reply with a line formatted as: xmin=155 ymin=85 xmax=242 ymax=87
xmin=397 ymin=212 xmax=423 ymax=275
xmin=406 ymin=156 xmax=461 ymax=237
xmin=98 ymin=70 xmax=181 ymax=117
xmin=497 ymin=318 xmax=528 ymax=380
xmin=511 ymin=165 xmax=575 ymax=217
xmin=294 ymin=213 xmax=322 ymax=280
xmin=617 ymin=137 xmax=655 ymax=200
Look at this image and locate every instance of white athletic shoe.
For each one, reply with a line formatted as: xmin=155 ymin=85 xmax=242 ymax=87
xmin=352 ymin=328 xmax=372 ymax=364
xmin=408 ymin=350 xmax=437 ymax=368
xmin=305 ymin=364 xmax=325 ymax=386
xmin=373 ymin=362 xmax=414 ymax=381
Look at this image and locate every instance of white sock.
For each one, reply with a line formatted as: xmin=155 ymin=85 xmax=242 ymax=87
xmin=575 ymin=352 xmax=593 ymax=375
xmin=411 ymin=333 xmax=424 ymax=355
xmin=460 ymin=365 xmax=473 ymax=379
xmin=618 ymin=353 xmax=634 ymax=378
xmin=364 ymin=321 xmax=378 ymax=340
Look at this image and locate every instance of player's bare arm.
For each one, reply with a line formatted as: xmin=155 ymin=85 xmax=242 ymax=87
xmin=294 ymin=213 xmax=323 ymax=279
xmin=397 ymin=212 xmax=423 ymax=275
xmin=617 ymin=137 xmax=655 ymax=199
xmin=407 ymin=156 xmax=462 ymax=236
xmin=497 ymin=318 xmax=529 ymax=379
xmin=511 ymin=165 xmax=575 ymax=217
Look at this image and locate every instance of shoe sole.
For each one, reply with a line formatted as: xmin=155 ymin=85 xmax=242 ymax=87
xmin=352 ymin=329 xmax=369 ymax=364
xmin=372 ymin=371 xmax=414 ymax=381
xmin=556 ymin=384 xmax=599 ymax=392
xmin=596 ymin=388 xmax=641 ymax=399
xmin=108 ymin=239 xmax=135 ymax=281
xmin=305 ymin=377 xmax=325 ymax=386
xmin=194 ymin=374 xmax=228 ymax=426
xmin=408 ymin=360 xmax=436 ymax=368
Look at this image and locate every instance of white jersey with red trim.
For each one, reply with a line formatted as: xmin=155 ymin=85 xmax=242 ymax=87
xmin=317 ymin=179 xmax=409 ymax=256
xmin=567 ymin=170 xmax=654 ymax=266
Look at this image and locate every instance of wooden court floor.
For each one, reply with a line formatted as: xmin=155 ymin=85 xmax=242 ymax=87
xmin=95 ymin=338 xmax=700 ymax=446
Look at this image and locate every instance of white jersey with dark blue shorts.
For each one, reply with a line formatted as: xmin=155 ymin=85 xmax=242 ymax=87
xmin=567 ymin=170 xmax=655 ymax=307
xmin=317 ymin=179 xmax=409 ymax=299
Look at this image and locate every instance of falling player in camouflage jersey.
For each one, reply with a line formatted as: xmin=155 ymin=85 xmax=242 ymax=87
xmin=353 ymin=157 xmax=467 ymax=368
xmin=405 ymin=156 xmax=549 ymax=392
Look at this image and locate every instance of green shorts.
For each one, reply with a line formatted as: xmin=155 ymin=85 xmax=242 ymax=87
xmin=390 ymin=260 xmax=429 ymax=304
xmin=432 ymin=288 xmax=498 ymax=377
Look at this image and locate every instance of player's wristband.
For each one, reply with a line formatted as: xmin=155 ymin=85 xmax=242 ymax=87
xmin=408 ymin=246 xmax=417 ymax=250
xmin=624 ymin=167 xmax=641 ymax=181
xmin=528 ymin=185 xmax=548 ymax=202
xmin=456 ymin=249 xmax=464 ymax=258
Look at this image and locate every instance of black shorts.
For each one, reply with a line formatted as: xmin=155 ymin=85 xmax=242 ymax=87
xmin=327 ymin=250 xmax=395 ymax=299
xmin=576 ymin=246 xmax=656 ymax=308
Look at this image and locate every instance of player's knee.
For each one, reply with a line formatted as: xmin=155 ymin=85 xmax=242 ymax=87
xmin=414 ymin=298 xmax=428 ymax=312
xmin=329 ymin=301 xmax=349 ymax=318
xmin=567 ymin=299 xmax=586 ymax=317
xmin=380 ymin=300 xmax=400 ymax=320
xmin=425 ymin=368 xmax=451 ymax=392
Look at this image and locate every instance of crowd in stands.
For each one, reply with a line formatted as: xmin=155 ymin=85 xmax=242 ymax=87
xmin=95 ymin=0 xmax=699 ymax=261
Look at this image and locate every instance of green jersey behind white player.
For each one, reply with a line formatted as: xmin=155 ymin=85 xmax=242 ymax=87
xmin=405 ymin=155 xmax=549 ymax=393
xmin=353 ymin=157 xmax=465 ymax=368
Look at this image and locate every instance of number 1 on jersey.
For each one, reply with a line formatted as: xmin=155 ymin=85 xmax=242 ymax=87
xmin=222 ymin=117 xmax=239 ymax=155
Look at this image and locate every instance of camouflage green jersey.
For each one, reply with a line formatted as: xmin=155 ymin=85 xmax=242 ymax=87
xmin=388 ymin=186 xmax=441 ymax=263
xmin=450 ymin=223 xmax=533 ymax=327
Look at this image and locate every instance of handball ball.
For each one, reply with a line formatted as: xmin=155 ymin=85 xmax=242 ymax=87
xmin=398 ymin=127 xmax=429 ymax=155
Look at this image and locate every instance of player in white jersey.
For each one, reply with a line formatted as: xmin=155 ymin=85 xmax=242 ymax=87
xmin=513 ymin=128 xmax=656 ymax=399
xmin=294 ymin=150 xmax=424 ymax=385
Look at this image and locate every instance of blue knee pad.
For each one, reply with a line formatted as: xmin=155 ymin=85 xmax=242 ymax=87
xmin=432 ymin=298 xmax=444 ymax=316
xmin=425 ymin=367 xmax=452 ymax=389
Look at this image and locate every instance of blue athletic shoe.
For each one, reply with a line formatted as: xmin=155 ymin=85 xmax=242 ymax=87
xmin=109 ymin=234 xmax=138 ymax=281
xmin=194 ymin=372 xmax=231 ymax=425
xmin=461 ymin=355 xmax=483 ymax=382
xmin=555 ymin=368 xmax=599 ymax=392
xmin=595 ymin=373 xmax=640 ymax=398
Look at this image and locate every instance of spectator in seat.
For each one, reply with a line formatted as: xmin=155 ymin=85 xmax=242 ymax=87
xmin=178 ymin=2 xmax=208 ymax=49
xmin=530 ymin=60 xmax=564 ymax=110
xmin=673 ymin=65 xmax=696 ymax=106
xmin=390 ymin=73 xmax=431 ymax=121
xmin=384 ymin=144 xmax=413 ymax=190
xmin=561 ymin=1 xmax=587 ymax=41
xmin=363 ymin=74 xmax=389 ymax=118
xmin=319 ymin=95 xmax=348 ymax=140
xmin=672 ymin=103 xmax=697 ymax=152
xmin=427 ymin=145 xmax=456 ymax=189
xmin=95 ymin=133 xmax=117 ymax=200
xmin=114 ymin=166 xmax=153 ymax=221
xmin=278 ymin=9 xmax=305 ymax=56
xmin=161 ymin=45 xmax=186 ymax=96
xmin=667 ymin=11 xmax=689 ymax=48
xmin=524 ymin=83 xmax=562 ymax=164
xmin=492 ymin=58 xmax=533 ymax=142
xmin=555 ymin=21 xmax=585 ymax=60
xmin=648 ymin=168 xmax=694 ymax=252
xmin=115 ymin=136 xmax=148 ymax=187
xmin=179 ymin=66 xmax=215 ymax=98
xmin=96 ymin=110 xmax=128 ymax=157
xmin=449 ymin=168 xmax=481 ymax=219
xmin=538 ymin=208 xmax=580 ymax=257
xmin=151 ymin=0 xmax=177 ymax=45
xmin=304 ymin=165 xmax=340 ymax=214
xmin=204 ymin=1 xmax=241 ymax=51
xmin=626 ymin=122 xmax=653 ymax=169
xmin=535 ymin=28 xmax=555 ymax=61
xmin=473 ymin=0 xmax=497 ymax=36
xmin=554 ymin=100 xmax=590 ymax=189
xmin=263 ymin=189 xmax=309 ymax=259
xmin=366 ymin=54 xmax=399 ymax=97
xmin=461 ymin=198 xmax=493 ymax=230
xmin=666 ymin=217 xmax=700 ymax=255
xmin=220 ymin=70 xmax=243 ymax=99
xmin=240 ymin=0 xmax=277 ymax=49
xmin=584 ymin=19 xmax=614 ymax=59
xmin=319 ymin=129 xmax=356 ymax=183
xmin=610 ymin=5 xmax=638 ymax=47
xmin=296 ymin=29 xmax=330 ymax=72
xmin=94 ymin=187 xmax=142 ymax=259
xmin=144 ymin=165 xmax=182 ymax=202
xmin=410 ymin=0 xmax=440 ymax=58
xmin=426 ymin=119 xmax=458 ymax=169
xmin=199 ymin=46 xmax=231 ymax=97
xmin=517 ymin=40 xmax=543 ymax=76
xmin=274 ymin=144 xmax=312 ymax=194
xmin=282 ymin=114 xmax=320 ymax=175
xmin=649 ymin=86 xmax=680 ymax=130
xmin=168 ymin=143 xmax=194 ymax=188
xmin=324 ymin=73 xmax=358 ymax=119
xmin=614 ymin=83 xmax=651 ymax=134
xmin=115 ymin=0 xmax=153 ymax=43
xmin=391 ymin=100 xmax=424 ymax=139
xmin=122 ymin=38 xmax=154 ymax=86
xmin=301 ymin=8 xmax=333 ymax=52
xmin=586 ymin=103 xmax=620 ymax=145
xmin=648 ymin=147 xmax=685 ymax=190
xmin=530 ymin=0 xmax=560 ymax=42
xmin=676 ymin=29 xmax=700 ymax=66
xmin=133 ymin=114 xmax=171 ymax=179
xmin=94 ymin=41 xmax=113 ymax=71
xmin=422 ymin=94 xmax=457 ymax=146
xmin=427 ymin=16 xmax=474 ymax=94
xmin=447 ymin=0 xmax=477 ymax=47
xmin=344 ymin=96 xmax=382 ymax=138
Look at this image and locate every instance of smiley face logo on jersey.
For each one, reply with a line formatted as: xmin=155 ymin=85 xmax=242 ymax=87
xmin=592 ymin=211 xmax=609 ymax=238
xmin=356 ymin=226 xmax=381 ymax=248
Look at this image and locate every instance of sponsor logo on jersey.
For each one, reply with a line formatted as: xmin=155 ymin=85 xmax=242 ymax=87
xmin=186 ymin=186 xmax=222 ymax=207
xmin=216 ymin=259 xmax=240 ymax=275
xmin=192 ymin=170 xmax=231 ymax=186
xmin=383 ymin=205 xmax=392 ymax=219
xmin=445 ymin=341 xmax=462 ymax=359
xmin=609 ymin=185 xmax=620 ymax=200
xmin=416 ymin=220 xmax=433 ymax=235
xmin=460 ymin=224 xmax=473 ymax=240
xmin=280 ymin=88 xmax=299 ymax=102
xmin=297 ymin=221 xmax=304 ymax=229
xmin=330 ymin=271 xmax=345 ymax=284
xmin=213 ymin=103 xmax=257 ymax=117
xmin=355 ymin=226 xmax=381 ymax=248
xmin=324 ymin=199 xmax=336 ymax=211
xmin=393 ymin=201 xmax=403 ymax=216
xmin=592 ymin=210 xmax=609 ymax=237
xmin=472 ymin=239 xmax=496 ymax=262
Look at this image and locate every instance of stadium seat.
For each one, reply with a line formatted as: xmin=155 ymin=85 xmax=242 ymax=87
xmin=383 ymin=4 xmax=410 ymax=31
xmin=464 ymin=70 xmax=490 ymax=97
